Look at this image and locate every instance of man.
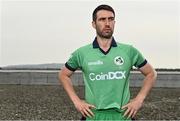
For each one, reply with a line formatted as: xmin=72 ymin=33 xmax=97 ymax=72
xmin=59 ymin=4 xmax=157 ymax=120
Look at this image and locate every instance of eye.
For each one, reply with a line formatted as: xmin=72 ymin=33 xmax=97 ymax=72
xmin=99 ymin=18 xmax=106 ymax=21
xmin=108 ymin=17 xmax=115 ymax=21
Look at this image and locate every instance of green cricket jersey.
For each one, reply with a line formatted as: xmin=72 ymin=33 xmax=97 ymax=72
xmin=65 ymin=37 xmax=147 ymax=111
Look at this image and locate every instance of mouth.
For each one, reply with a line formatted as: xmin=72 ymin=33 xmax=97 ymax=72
xmin=103 ymin=29 xmax=111 ymax=33
xmin=104 ymin=27 xmax=111 ymax=30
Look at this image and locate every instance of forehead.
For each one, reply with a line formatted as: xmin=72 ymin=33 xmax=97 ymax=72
xmin=96 ymin=10 xmax=114 ymax=18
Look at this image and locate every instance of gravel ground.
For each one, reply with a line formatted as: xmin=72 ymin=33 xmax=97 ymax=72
xmin=0 ymin=85 xmax=180 ymax=120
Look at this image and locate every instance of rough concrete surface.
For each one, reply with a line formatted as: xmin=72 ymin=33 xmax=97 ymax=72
xmin=0 ymin=85 xmax=180 ymax=120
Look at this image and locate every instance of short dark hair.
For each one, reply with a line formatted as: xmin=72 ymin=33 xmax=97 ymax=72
xmin=92 ymin=4 xmax=115 ymax=21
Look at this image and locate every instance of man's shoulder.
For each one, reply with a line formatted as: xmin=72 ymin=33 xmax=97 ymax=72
xmin=116 ymin=42 xmax=132 ymax=49
xmin=116 ymin=42 xmax=142 ymax=54
xmin=75 ymin=43 xmax=92 ymax=52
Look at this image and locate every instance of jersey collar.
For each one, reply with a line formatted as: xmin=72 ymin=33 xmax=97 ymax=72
xmin=92 ymin=37 xmax=117 ymax=48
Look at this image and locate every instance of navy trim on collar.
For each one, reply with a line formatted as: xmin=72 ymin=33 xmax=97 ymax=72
xmin=92 ymin=37 xmax=117 ymax=48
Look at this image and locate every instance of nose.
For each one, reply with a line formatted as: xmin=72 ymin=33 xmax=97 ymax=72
xmin=105 ymin=19 xmax=110 ymax=26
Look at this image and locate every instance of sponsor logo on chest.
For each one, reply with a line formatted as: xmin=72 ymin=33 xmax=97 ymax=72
xmin=88 ymin=60 xmax=103 ymax=66
xmin=89 ymin=71 xmax=126 ymax=81
xmin=87 ymin=56 xmax=126 ymax=81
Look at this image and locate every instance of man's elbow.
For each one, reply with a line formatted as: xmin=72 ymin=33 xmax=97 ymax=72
xmin=58 ymin=70 xmax=63 ymax=83
xmin=150 ymin=69 xmax=157 ymax=85
xmin=153 ymin=69 xmax=157 ymax=80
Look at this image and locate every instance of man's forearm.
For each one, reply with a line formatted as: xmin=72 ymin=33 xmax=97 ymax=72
xmin=122 ymin=68 xmax=157 ymax=118
xmin=59 ymin=72 xmax=80 ymax=104
xmin=59 ymin=68 xmax=96 ymax=117
xmin=136 ymin=69 xmax=157 ymax=102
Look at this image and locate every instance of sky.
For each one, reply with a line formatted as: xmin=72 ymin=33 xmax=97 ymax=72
xmin=0 ymin=0 xmax=180 ymax=68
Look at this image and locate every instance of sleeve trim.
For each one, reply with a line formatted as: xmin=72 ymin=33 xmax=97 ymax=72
xmin=65 ymin=62 xmax=76 ymax=71
xmin=137 ymin=59 xmax=147 ymax=68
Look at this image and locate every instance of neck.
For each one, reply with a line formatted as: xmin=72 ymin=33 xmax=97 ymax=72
xmin=96 ymin=36 xmax=113 ymax=52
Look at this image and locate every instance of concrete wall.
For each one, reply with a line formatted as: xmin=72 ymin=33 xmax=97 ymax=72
xmin=0 ymin=70 xmax=180 ymax=87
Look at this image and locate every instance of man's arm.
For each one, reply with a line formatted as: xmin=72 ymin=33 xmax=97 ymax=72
xmin=122 ymin=62 xmax=157 ymax=118
xmin=58 ymin=66 xmax=95 ymax=117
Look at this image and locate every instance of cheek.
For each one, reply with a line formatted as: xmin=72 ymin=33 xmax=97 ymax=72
xmin=111 ymin=24 xmax=115 ymax=28
xmin=111 ymin=22 xmax=115 ymax=27
xmin=96 ymin=24 xmax=103 ymax=30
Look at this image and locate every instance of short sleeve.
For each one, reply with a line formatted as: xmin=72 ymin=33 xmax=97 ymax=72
xmin=130 ymin=46 xmax=147 ymax=68
xmin=65 ymin=49 xmax=82 ymax=71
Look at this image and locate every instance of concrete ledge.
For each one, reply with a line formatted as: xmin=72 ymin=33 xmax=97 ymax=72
xmin=0 ymin=70 xmax=180 ymax=87
xmin=0 ymin=70 xmax=58 ymax=85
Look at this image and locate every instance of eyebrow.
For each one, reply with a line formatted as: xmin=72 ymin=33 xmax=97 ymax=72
xmin=98 ymin=17 xmax=115 ymax=20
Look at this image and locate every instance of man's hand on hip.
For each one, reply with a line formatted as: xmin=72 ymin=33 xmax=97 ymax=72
xmin=73 ymin=99 xmax=96 ymax=118
xmin=122 ymin=98 xmax=144 ymax=118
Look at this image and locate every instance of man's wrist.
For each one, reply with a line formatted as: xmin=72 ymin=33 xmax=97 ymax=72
xmin=71 ymin=95 xmax=81 ymax=105
xmin=135 ymin=94 xmax=146 ymax=103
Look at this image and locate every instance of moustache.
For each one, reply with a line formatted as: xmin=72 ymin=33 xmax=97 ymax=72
xmin=103 ymin=28 xmax=112 ymax=31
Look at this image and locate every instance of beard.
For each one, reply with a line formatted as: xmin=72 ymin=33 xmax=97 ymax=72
xmin=96 ymin=27 xmax=114 ymax=39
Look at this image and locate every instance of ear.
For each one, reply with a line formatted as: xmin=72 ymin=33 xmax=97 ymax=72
xmin=92 ymin=21 xmax=96 ymax=29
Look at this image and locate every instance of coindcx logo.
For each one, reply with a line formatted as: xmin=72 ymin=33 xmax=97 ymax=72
xmin=89 ymin=71 xmax=126 ymax=81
